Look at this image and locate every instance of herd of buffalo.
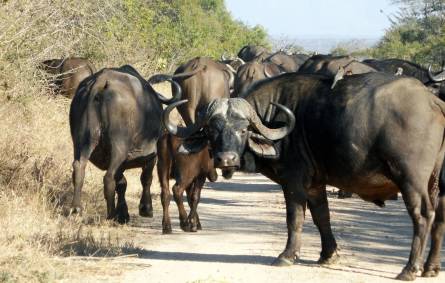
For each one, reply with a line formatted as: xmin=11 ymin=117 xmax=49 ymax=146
xmin=39 ymin=45 xmax=445 ymax=281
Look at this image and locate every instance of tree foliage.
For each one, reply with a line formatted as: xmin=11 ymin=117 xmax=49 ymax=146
xmin=371 ymin=0 xmax=445 ymax=66
xmin=0 ymin=0 xmax=269 ymax=78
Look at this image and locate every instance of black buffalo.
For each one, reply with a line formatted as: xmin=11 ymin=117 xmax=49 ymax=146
xmin=364 ymin=58 xmax=445 ymax=99
xmin=69 ymin=65 xmax=180 ymax=223
xmin=299 ymin=54 xmax=376 ymax=77
xmin=264 ymin=51 xmax=308 ymax=72
xmin=163 ymin=72 xmax=445 ymax=281
xmin=237 ymin=45 xmax=270 ymax=62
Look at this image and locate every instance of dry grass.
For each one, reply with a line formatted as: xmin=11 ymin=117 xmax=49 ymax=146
xmin=0 ymin=93 xmax=149 ymax=282
xmin=0 ymin=1 xmax=164 ymax=282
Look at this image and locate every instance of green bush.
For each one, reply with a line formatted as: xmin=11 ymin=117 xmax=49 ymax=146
xmin=368 ymin=0 xmax=445 ymax=67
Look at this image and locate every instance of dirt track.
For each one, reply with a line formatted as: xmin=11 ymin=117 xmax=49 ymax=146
xmin=83 ymin=172 xmax=444 ymax=283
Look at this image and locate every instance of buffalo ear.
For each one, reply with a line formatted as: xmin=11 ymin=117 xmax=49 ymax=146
xmin=247 ymin=136 xmax=279 ymax=159
xmin=178 ymin=138 xmax=208 ymax=154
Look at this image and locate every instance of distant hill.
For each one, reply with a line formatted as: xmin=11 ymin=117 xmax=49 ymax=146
xmin=271 ymin=35 xmax=380 ymax=54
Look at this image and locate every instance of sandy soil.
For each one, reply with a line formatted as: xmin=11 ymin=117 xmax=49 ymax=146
xmin=74 ymin=172 xmax=444 ymax=283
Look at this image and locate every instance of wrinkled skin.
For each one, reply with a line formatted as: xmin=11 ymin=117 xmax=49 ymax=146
xmin=363 ymin=58 xmax=445 ymax=100
xmin=157 ymin=133 xmax=217 ymax=234
xmin=171 ymin=72 xmax=445 ymax=281
xmin=70 ymin=65 xmax=178 ymax=223
xmin=233 ymin=61 xmax=283 ymax=97
xmin=39 ymin=57 xmax=96 ymax=98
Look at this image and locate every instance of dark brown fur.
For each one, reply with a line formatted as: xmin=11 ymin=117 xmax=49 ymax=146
xmin=157 ymin=133 xmax=217 ymax=233
xmin=40 ymin=57 xmax=96 ymax=98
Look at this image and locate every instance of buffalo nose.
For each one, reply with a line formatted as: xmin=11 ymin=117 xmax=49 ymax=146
xmin=214 ymin=152 xmax=240 ymax=168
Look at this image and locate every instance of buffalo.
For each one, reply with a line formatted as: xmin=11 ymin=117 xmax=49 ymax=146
xmin=149 ymin=57 xmax=231 ymax=232
xmin=157 ymin=133 xmax=217 ymax=233
xmin=148 ymin=57 xmax=233 ymax=125
xmin=264 ymin=50 xmax=307 ymax=72
xmin=299 ymin=54 xmax=376 ymax=77
xmin=234 ymin=61 xmax=283 ymax=97
xmin=237 ymin=45 xmax=270 ymax=62
xmin=363 ymin=58 xmax=445 ymax=99
xmin=163 ymin=72 xmax=445 ymax=281
xmin=69 ymin=65 xmax=180 ymax=223
xmin=39 ymin=57 xmax=96 ymax=98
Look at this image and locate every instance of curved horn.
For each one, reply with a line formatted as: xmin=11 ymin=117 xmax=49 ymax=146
xmin=225 ymin=63 xmax=236 ymax=74
xmin=428 ymin=65 xmax=445 ymax=82
xmin=248 ymin=102 xmax=296 ymax=141
xmin=264 ymin=65 xmax=274 ymax=78
xmin=147 ymin=74 xmax=182 ymax=105
xmin=162 ymin=100 xmax=203 ymax=138
xmin=236 ymin=57 xmax=246 ymax=65
xmin=221 ymin=53 xmax=227 ymax=61
xmin=264 ymin=68 xmax=272 ymax=78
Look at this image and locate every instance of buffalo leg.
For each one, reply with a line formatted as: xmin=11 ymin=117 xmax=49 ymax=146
xmin=115 ymin=171 xmax=129 ymax=224
xmin=272 ymin=183 xmax=307 ymax=266
xmin=71 ymin=147 xmax=95 ymax=214
xmin=307 ymin=185 xmax=338 ymax=264
xmin=103 ymin=147 xmax=127 ymax=220
xmin=423 ymin=194 xmax=445 ymax=277
xmin=139 ymin=155 xmax=156 ymax=218
xmin=186 ymin=175 xmax=205 ymax=232
xmin=397 ymin=185 xmax=436 ymax=281
xmin=172 ymin=181 xmax=190 ymax=232
xmin=157 ymin=133 xmax=173 ymax=233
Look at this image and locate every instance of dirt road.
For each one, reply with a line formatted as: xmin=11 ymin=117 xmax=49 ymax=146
xmin=89 ymin=172 xmax=444 ymax=283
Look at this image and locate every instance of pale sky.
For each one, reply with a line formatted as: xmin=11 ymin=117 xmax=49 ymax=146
xmin=225 ymin=0 xmax=398 ymax=39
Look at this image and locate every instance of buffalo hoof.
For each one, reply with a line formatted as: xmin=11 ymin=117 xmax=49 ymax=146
xmin=180 ymin=221 xmax=196 ymax=233
xmin=187 ymin=217 xmax=198 ymax=232
xmin=115 ymin=212 xmax=130 ymax=224
xmin=115 ymin=204 xmax=130 ymax=224
xmin=69 ymin=206 xmax=82 ymax=215
xmin=180 ymin=221 xmax=189 ymax=232
xmin=162 ymin=226 xmax=173 ymax=234
xmin=139 ymin=205 xmax=153 ymax=218
xmin=396 ymin=267 xmax=417 ymax=281
xmin=197 ymin=221 xmax=202 ymax=230
xmin=189 ymin=224 xmax=198 ymax=232
xmin=318 ymin=251 xmax=340 ymax=265
xmin=422 ymin=266 xmax=440 ymax=278
xmin=271 ymin=257 xmax=294 ymax=267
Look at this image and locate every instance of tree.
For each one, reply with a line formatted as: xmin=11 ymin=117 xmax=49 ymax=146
xmin=371 ymin=0 xmax=445 ymax=66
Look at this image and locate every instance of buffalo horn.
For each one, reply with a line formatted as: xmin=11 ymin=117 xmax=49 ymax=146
xmin=236 ymin=57 xmax=246 ymax=65
xmin=264 ymin=66 xmax=273 ymax=78
xmin=248 ymin=102 xmax=296 ymax=141
xmin=428 ymin=65 xmax=445 ymax=82
xmin=162 ymin=100 xmax=203 ymax=138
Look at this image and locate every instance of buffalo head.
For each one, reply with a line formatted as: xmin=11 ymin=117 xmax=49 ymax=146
xmin=427 ymin=65 xmax=445 ymax=100
xmin=162 ymin=98 xmax=295 ymax=178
